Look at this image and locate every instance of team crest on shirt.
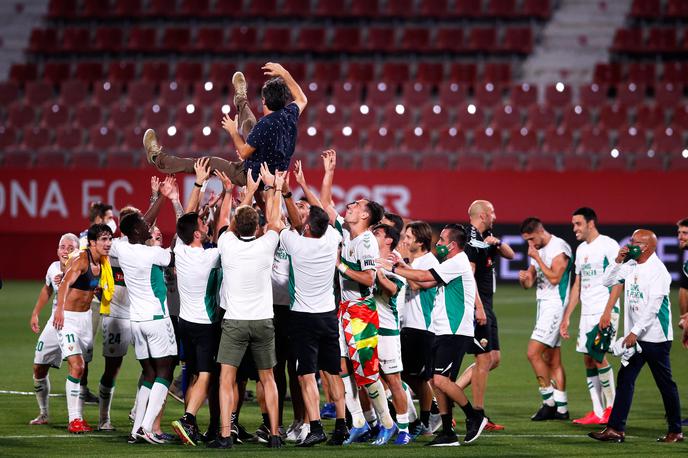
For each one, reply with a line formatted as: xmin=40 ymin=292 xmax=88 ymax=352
xmin=480 ymin=338 xmax=488 ymax=348
xmin=349 ymin=249 xmax=354 ymax=257
xmin=68 ymin=345 xmax=74 ymax=351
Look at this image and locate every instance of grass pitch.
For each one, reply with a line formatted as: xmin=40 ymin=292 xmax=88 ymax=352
xmin=1 ymin=280 xmax=686 ymax=456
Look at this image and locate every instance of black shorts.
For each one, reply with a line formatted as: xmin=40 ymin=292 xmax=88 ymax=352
xmin=400 ymin=327 xmax=435 ymax=381
xmin=178 ymin=318 xmax=221 ymax=374
xmin=468 ymin=307 xmax=500 ymax=355
xmin=289 ymin=309 xmax=340 ymax=376
xmin=432 ymin=334 xmax=471 ymax=381
xmin=274 ymin=305 xmax=291 ymax=365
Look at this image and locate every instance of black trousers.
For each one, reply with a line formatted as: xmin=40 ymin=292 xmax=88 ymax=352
xmin=608 ymin=340 xmax=682 ymax=433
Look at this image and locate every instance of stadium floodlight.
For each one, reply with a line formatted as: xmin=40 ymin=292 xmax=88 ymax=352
xmin=379 ymin=127 xmax=388 ymax=136
xmin=202 ymin=126 xmax=211 ymax=136
xmin=307 ymin=126 xmax=317 ymax=136
xmin=186 ymin=104 xmax=195 ymax=114
xmin=360 ymin=104 xmax=369 ymax=115
xmin=152 ymin=104 xmax=161 ymax=113
xmin=414 ymin=127 xmax=423 ymax=136
xmin=326 ymin=104 xmax=336 ymax=114
xmin=204 ymin=82 xmax=213 ymax=91
xmin=395 ymin=104 xmax=405 ymax=115
xmin=342 ymin=126 xmax=352 ymax=136
xmin=467 ymin=104 xmax=476 ymax=114
xmin=167 ymin=126 xmax=177 ymax=136
xmin=556 ymin=82 xmax=565 ymax=92
xmin=432 ymin=104 xmax=442 ymax=114
xmin=610 ymin=148 xmax=619 ymax=158
xmin=221 ymin=104 xmax=230 ymax=114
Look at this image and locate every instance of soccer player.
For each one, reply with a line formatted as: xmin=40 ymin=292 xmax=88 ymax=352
xmin=279 ymin=204 xmax=345 ymax=447
xmin=398 ymin=221 xmax=439 ymax=437
xmin=677 ymin=218 xmax=688 ymax=349
xmin=371 ymin=223 xmax=414 ymax=445
xmin=144 ymin=62 xmax=306 ymax=187
xmin=457 ymin=200 xmax=514 ymax=431
xmin=53 ymin=224 xmax=113 ymax=433
xmin=110 ymin=213 xmax=176 ymax=445
xmin=29 ymin=233 xmax=79 ymax=425
xmin=319 ymin=150 xmax=396 ymax=445
xmin=559 ymin=207 xmax=619 ymax=425
xmin=519 ymin=217 xmax=572 ymax=421
xmin=590 ymin=230 xmax=683 ymax=443
xmin=209 ymin=167 xmax=286 ymax=449
xmin=378 ymin=224 xmax=488 ymax=446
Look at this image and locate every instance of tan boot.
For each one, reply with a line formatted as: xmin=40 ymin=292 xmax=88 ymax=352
xmin=143 ymin=128 xmax=162 ymax=165
xmin=232 ymin=71 xmax=248 ymax=107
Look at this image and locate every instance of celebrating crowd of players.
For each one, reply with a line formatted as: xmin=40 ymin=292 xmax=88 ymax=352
xmin=27 ymin=63 xmax=687 ymax=447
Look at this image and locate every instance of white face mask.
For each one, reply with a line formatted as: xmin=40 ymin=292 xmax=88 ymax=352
xmin=106 ymin=219 xmax=117 ymax=234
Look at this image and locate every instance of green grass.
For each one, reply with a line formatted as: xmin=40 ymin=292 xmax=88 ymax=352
xmin=1 ymin=280 xmax=686 ymax=456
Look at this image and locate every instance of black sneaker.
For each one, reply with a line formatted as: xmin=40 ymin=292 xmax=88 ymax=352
xmin=531 ymin=404 xmax=557 ymax=421
xmin=267 ymin=435 xmax=282 ymax=448
xmin=233 ymin=421 xmax=253 ymax=444
xmin=554 ymin=410 xmax=570 ymax=420
xmin=207 ymin=435 xmax=233 ymax=449
xmin=296 ymin=430 xmax=327 ymax=447
xmin=425 ymin=432 xmax=460 ymax=447
xmin=254 ymin=424 xmax=270 ymax=443
xmin=171 ymin=418 xmax=199 ymax=446
xmin=82 ymin=388 xmax=99 ymax=405
xmin=127 ymin=434 xmax=139 ymax=444
xmin=200 ymin=426 xmax=218 ymax=443
xmin=464 ymin=414 xmax=488 ymax=444
xmin=326 ymin=427 xmax=349 ymax=445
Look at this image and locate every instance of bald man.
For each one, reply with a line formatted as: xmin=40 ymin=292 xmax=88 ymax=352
xmin=589 ymin=230 xmax=683 ymax=443
xmin=456 ymin=200 xmax=514 ymax=430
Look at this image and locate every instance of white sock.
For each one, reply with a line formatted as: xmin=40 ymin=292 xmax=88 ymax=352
xmin=364 ymin=409 xmax=377 ymax=424
xmin=365 ymin=379 xmax=394 ymax=429
xmin=342 ymin=374 xmax=365 ymax=428
xmin=553 ymin=389 xmax=568 ymax=413
xmin=539 ymin=385 xmax=555 ymax=406
xmin=142 ymin=379 xmax=170 ymax=432
xmin=99 ymin=381 xmax=115 ymax=423
xmin=402 ymin=382 xmax=417 ymax=422
xmin=131 ymin=383 xmax=151 ymax=435
xmin=397 ymin=412 xmax=409 ymax=432
xmin=66 ymin=376 xmax=81 ymax=421
xmin=586 ymin=370 xmax=604 ymax=417
xmin=598 ymin=365 xmax=615 ymax=407
xmin=34 ymin=376 xmax=50 ymax=416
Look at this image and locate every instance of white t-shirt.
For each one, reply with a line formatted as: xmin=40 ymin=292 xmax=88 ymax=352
xmin=109 ymin=239 xmax=171 ymax=322
xmin=430 ymin=251 xmax=476 ymax=337
xmin=218 ymin=230 xmax=279 ymax=320
xmin=108 ymin=254 xmax=130 ymax=319
xmin=272 ymin=243 xmax=291 ymax=306
xmin=335 ymin=216 xmax=379 ymax=302
xmin=603 ymin=253 xmax=673 ymax=342
xmin=174 ymin=242 xmax=222 ymax=324
xmin=401 ymin=252 xmax=439 ymax=331
xmin=575 ymin=234 xmax=620 ymax=316
xmin=280 ymin=226 xmax=342 ymax=313
xmin=45 ymin=261 xmax=62 ymax=311
xmin=532 ymin=235 xmax=572 ymax=305
xmin=375 ymin=268 xmax=406 ymax=334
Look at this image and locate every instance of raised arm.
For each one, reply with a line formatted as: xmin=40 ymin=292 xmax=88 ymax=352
xmin=239 ymin=168 xmax=262 ymax=208
xmin=185 ymin=157 xmax=211 ymax=214
xmin=159 ymin=176 xmax=184 ymax=220
xmin=222 ymin=114 xmax=255 ymax=160
xmin=214 ymin=170 xmax=234 ymax=232
xmin=143 ymin=176 xmax=165 ymax=227
xmin=293 ymin=160 xmax=323 ymax=208
xmin=263 ymin=62 xmax=308 ymax=114
xmin=319 ymin=149 xmax=339 ymax=225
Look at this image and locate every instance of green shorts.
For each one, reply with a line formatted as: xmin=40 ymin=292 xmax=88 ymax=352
xmin=217 ymin=318 xmax=276 ymax=370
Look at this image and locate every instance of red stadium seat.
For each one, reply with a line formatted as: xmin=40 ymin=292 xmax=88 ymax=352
xmin=630 ymin=0 xmax=660 ymax=18
xmin=635 ymin=104 xmax=665 ymax=129
xmin=365 ymin=128 xmax=396 ymax=152
xmin=419 ymin=103 xmax=451 ymax=129
xmin=145 ymin=0 xmax=177 ymax=17
xmin=296 ymin=27 xmax=326 ymax=52
xmin=297 ymin=126 xmax=325 ymax=153
xmin=616 ymin=126 xmax=648 ymax=155
xmin=560 ymin=105 xmax=591 ymax=131
xmin=467 ymin=27 xmax=497 ymax=52
xmin=262 ymin=27 xmax=292 ymax=53
xmin=616 ymin=83 xmax=645 ymax=107
xmin=593 ymin=63 xmax=622 ymax=85
xmin=313 ymin=103 xmax=344 ymax=128
xmin=142 ymin=105 xmax=170 ymax=130
xmin=3 ymin=151 xmax=34 ymax=167
xmin=282 ymin=0 xmax=311 ymax=16
xmin=598 ymin=104 xmax=627 ymax=130
xmin=122 ymin=125 xmax=146 ymax=152
xmin=521 ymin=0 xmax=551 ymax=19
xmin=365 ymin=27 xmax=396 ymax=52
xmin=89 ymin=125 xmax=118 ymax=152
xmin=402 ymin=82 xmax=433 ymax=106
xmin=435 ymin=28 xmax=464 ymax=52
xmin=94 ymin=81 xmax=122 ymax=106
xmin=190 ymin=126 xmax=221 ymax=154
xmin=472 ymin=128 xmax=503 ymax=153
xmin=108 ymin=61 xmax=136 ymax=84
xmin=545 ymin=83 xmax=573 ymax=106
xmin=114 ymin=0 xmax=142 ymax=17
xmin=330 ymin=127 xmax=362 ymax=153
xmin=109 ymin=103 xmax=138 ymax=128
xmin=9 ymin=63 xmax=37 ymax=85
xmin=42 ymin=62 xmax=70 ymax=85
xmin=0 ymin=126 xmax=17 ymax=150
xmin=127 ymin=81 xmax=156 ymax=105
xmin=672 ymin=105 xmax=688 ymax=128
xmin=159 ymin=82 xmax=186 ymax=106
xmin=349 ymin=105 xmax=379 ymax=130
xmin=419 ymin=0 xmax=450 ymax=17
xmin=561 ymin=154 xmax=593 ymax=172
xmin=383 ymin=0 xmax=415 ymax=17
xmin=382 ymin=62 xmax=411 ymax=85
xmin=448 ymin=63 xmax=478 ymax=84
xmin=74 ymin=62 xmax=104 ymax=83
xmin=127 ymin=27 xmax=158 ymax=52
xmin=366 ymin=82 xmax=396 ymax=106
xmin=22 ymin=126 xmax=51 ymax=151
xmin=227 ymin=27 xmax=258 ymax=51
xmin=438 ymin=82 xmax=468 ymax=104
xmin=347 ymin=63 xmax=375 ymax=83
xmin=382 ymin=103 xmax=412 ymax=129
xmin=502 ymin=27 xmax=533 ymax=54
xmin=524 ymin=154 xmax=559 ymax=172
xmin=483 ymin=63 xmax=511 ymax=83
xmin=330 ymin=28 xmax=361 ymax=53
xmin=311 ymin=62 xmax=341 ymax=84
xmin=303 ymin=81 xmax=328 ymax=105
xmin=490 ymin=152 xmax=522 ymax=171
xmin=542 ymin=127 xmax=573 ymax=155
xmin=142 ymin=62 xmax=170 ymax=82
xmin=507 ymin=127 xmax=538 ymax=153
xmin=47 ymin=0 xmax=78 ymax=19
xmin=106 ymin=150 xmax=140 ymax=168
xmin=627 ymin=63 xmax=656 ymax=85
xmin=652 ymin=127 xmax=684 ymax=153
xmin=178 ymin=0 xmax=210 ymax=17
xmin=456 ymin=103 xmax=485 ymax=130
xmin=208 ymin=62 xmax=239 ymax=84
xmin=192 ymin=81 xmax=222 ymax=106
xmin=400 ymin=126 xmax=431 ymax=152
xmin=455 ymin=0 xmax=483 ymax=17
xmin=74 ymin=104 xmax=103 ymax=129
xmin=646 ymin=28 xmax=678 ymax=53
xmin=435 ymin=127 xmax=466 ymax=152
xmin=510 ymin=83 xmax=537 ymax=106
xmin=35 ymin=152 xmax=68 ymax=168
xmin=61 ymin=28 xmax=90 ymax=52
xmin=245 ymin=0 xmax=277 ymax=17
xmin=94 ymin=27 xmax=123 ymax=52
xmin=491 ymin=104 xmax=521 ymax=130
xmin=162 ymin=27 xmax=191 ymax=51
xmin=28 ymin=28 xmax=58 ymax=54
xmin=332 ymin=82 xmax=363 ymax=105
xmin=0 ymin=82 xmax=19 ymax=106
xmin=382 ymin=153 xmax=417 ymax=171
xmin=400 ymin=27 xmax=430 ymax=52
xmin=474 ymin=83 xmax=502 ymax=107
xmin=26 ymin=81 xmax=53 ymax=106
xmin=70 ymin=151 xmax=103 ymax=169
xmin=579 ymin=83 xmax=608 ymax=108
xmin=655 ymin=82 xmax=683 ymax=107
xmin=633 ymin=153 xmax=665 ymax=171
xmin=420 ymin=152 xmax=454 ymax=171
xmin=488 ymin=0 xmax=516 ymax=17
xmin=417 ymin=62 xmax=444 ymax=85
xmin=175 ymin=63 xmax=203 ymax=85
xmin=159 ymin=129 xmax=186 ymax=152
xmin=611 ymin=28 xmax=642 ymax=53
xmin=40 ymin=102 xmax=70 ymax=127
xmin=456 ymin=152 xmax=487 ymax=171
xmin=597 ymin=153 xmax=629 ymax=171
xmin=350 ymin=0 xmax=378 ymax=16
xmin=59 ymin=80 xmax=88 ymax=106
xmin=194 ymin=27 xmax=224 ymax=52
xmin=8 ymin=104 xmax=36 ymax=128
xmin=669 ymin=151 xmax=688 ymax=170
xmin=667 ymin=0 xmax=688 ymax=18
xmin=577 ymin=126 xmax=610 ymax=154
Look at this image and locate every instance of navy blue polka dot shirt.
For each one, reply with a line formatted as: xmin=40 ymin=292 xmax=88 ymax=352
xmin=245 ymin=102 xmax=300 ymax=180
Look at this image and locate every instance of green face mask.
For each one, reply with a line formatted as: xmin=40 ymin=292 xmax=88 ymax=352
xmin=436 ymin=243 xmax=449 ymax=260
xmin=624 ymin=244 xmax=642 ymax=262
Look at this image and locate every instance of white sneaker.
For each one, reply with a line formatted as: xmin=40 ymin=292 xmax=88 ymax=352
xmin=98 ymin=420 xmax=116 ymax=431
xmin=286 ymin=420 xmax=303 ymax=442
xmin=295 ymin=423 xmax=310 ymax=444
xmin=429 ymin=413 xmax=442 ymax=434
xmin=137 ymin=427 xmax=164 ymax=445
xmin=29 ymin=414 xmax=49 ymax=425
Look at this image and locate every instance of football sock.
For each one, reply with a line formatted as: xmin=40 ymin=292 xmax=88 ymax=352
xmin=99 ymin=377 xmax=115 ymax=423
xmin=553 ymin=389 xmax=568 ymax=414
xmin=598 ymin=365 xmax=615 ymax=407
xmin=539 ymin=385 xmax=555 ymax=407
xmin=142 ymin=378 xmax=170 ymax=432
xmin=397 ymin=412 xmax=409 ymax=433
xmin=402 ymin=382 xmax=418 ymax=422
xmin=342 ymin=374 xmax=365 ymax=428
xmin=66 ymin=376 xmax=81 ymax=422
xmin=34 ymin=376 xmax=50 ymax=416
xmin=365 ymin=379 xmax=394 ymax=429
xmin=585 ymin=368 xmax=604 ymax=417
xmin=441 ymin=413 xmax=454 ymax=434
xmin=131 ymin=382 xmax=151 ymax=435
xmin=420 ymin=410 xmax=430 ymax=428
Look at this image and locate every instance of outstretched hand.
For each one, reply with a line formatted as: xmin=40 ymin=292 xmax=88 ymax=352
xmin=262 ymin=62 xmax=287 ymax=78
xmin=150 ymin=176 xmax=161 ymax=197
xmin=160 ymin=176 xmax=179 ymax=201
xmin=222 ymin=113 xmax=238 ymax=136
xmin=321 ymin=149 xmax=337 ymax=173
xmin=274 ymin=170 xmax=286 ymax=192
xmin=260 ymin=162 xmax=275 ymax=187
xmin=194 ymin=157 xmax=211 ymax=183
xmin=214 ymin=170 xmax=233 ymax=190
xmin=293 ymin=160 xmax=306 ymax=186
xmin=246 ymin=169 xmax=262 ymax=195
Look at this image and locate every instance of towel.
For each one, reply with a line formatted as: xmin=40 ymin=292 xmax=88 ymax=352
xmin=611 ymin=337 xmax=642 ymax=367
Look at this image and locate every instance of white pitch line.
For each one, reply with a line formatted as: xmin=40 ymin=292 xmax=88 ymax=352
xmin=1 ymin=433 xmax=634 ymax=439
xmin=0 ymin=390 xmax=64 ymax=397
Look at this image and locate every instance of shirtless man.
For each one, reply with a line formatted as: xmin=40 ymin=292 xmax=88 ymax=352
xmin=53 ymin=224 xmax=113 ymax=433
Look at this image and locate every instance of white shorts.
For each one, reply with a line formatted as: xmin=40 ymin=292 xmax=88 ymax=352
xmin=576 ymin=309 xmax=621 ymax=354
xmin=531 ymin=300 xmax=563 ymax=348
xmin=34 ymin=314 xmax=63 ymax=368
xmin=132 ymin=318 xmax=177 ymax=360
xmin=102 ymin=315 xmax=133 ymax=358
xmin=378 ymin=334 xmax=403 ymax=374
xmin=338 ymin=321 xmax=348 ymax=358
xmin=58 ymin=310 xmax=93 ymax=363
